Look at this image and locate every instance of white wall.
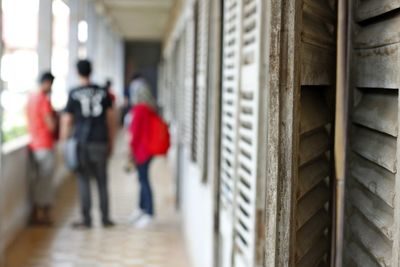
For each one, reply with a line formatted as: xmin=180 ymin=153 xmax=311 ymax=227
xmin=0 ymin=141 xmax=70 ymax=258
xmin=180 ymin=147 xmax=215 ymax=267
xmin=0 ymin=141 xmax=30 ymax=256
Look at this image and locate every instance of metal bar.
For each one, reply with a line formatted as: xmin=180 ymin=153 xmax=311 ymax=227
xmin=333 ymin=0 xmax=350 ymax=266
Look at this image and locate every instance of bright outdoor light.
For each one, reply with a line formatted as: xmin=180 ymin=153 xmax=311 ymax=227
xmin=78 ymin=20 xmax=88 ymax=43
xmin=52 ymin=0 xmax=70 ymax=110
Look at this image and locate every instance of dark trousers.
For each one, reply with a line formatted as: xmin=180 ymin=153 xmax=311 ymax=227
xmin=77 ymin=143 xmax=110 ymax=224
xmin=137 ymin=158 xmax=154 ymax=215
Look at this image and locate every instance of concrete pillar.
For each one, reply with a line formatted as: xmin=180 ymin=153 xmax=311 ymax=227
xmin=38 ymin=0 xmax=53 ymax=74
xmin=68 ymin=0 xmax=80 ymax=87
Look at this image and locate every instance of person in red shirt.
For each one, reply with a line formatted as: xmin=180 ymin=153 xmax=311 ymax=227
xmin=27 ymin=72 xmax=57 ymax=225
xmin=128 ymin=81 xmax=157 ymax=228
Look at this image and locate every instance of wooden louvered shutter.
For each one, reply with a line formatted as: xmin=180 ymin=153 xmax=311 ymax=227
xmin=194 ymin=0 xmax=210 ymax=177
xmin=293 ymin=1 xmax=336 ymax=266
xmin=219 ymin=0 xmax=242 ymax=266
xmin=344 ymin=1 xmax=400 ymax=266
xmin=233 ymin=0 xmax=262 ymax=266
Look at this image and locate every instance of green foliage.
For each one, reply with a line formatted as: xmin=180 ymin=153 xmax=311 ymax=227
xmin=2 ymin=125 xmax=28 ymax=143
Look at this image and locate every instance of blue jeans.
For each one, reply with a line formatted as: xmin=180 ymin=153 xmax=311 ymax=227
xmin=137 ymin=158 xmax=154 ymax=215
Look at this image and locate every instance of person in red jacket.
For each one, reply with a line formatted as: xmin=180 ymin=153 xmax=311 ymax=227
xmin=128 ymin=80 xmax=157 ymax=228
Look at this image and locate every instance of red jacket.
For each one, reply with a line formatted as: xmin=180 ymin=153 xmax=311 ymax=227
xmin=129 ymin=104 xmax=155 ymax=164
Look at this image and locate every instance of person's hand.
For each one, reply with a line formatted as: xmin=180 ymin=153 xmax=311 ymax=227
xmin=59 ymin=140 xmax=67 ymax=162
xmin=108 ymin=142 xmax=114 ymax=157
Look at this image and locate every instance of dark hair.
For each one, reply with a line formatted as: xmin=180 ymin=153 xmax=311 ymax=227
xmin=40 ymin=72 xmax=54 ymax=83
xmin=132 ymin=72 xmax=143 ymax=81
xmin=105 ymin=79 xmax=112 ymax=87
xmin=77 ymin=59 xmax=92 ymax=77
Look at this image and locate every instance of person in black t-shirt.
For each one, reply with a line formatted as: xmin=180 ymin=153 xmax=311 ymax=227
xmin=60 ymin=60 xmax=116 ymax=229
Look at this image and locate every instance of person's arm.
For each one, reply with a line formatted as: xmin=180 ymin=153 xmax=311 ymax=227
xmin=60 ymin=113 xmax=73 ymax=141
xmin=61 ymin=92 xmax=75 ymax=141
xmin=42 ymin=97 xmax=56 ymax=133
xmin=44 ymin=113 xmax=56 ymax=133
xmin=106 ymin=108 xmax=116 ymax=154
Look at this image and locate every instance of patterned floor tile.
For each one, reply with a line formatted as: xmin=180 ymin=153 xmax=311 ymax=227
xmin=5 ymin=134 xmax=190 ymax=267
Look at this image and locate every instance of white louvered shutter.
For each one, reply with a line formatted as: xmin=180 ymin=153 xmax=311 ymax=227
xmin=170 ymin=47 xmax=178 ymax=122
xmin=177 ymin=37 xmax=186 ymax=140
xmin=234 ymin=0 xmax=262 ymax=266
xmin=195 ymin=0 xmax=210 ymax=177
xmin=165 ymin=55 xmax=174 ymax=122
xmin=157 ymin=62 xmax=164 ymax=108
xmin=184 ymin=18 xmax=195 ymax=146
xmin=219 ymin=0 xmax=242 ymax=266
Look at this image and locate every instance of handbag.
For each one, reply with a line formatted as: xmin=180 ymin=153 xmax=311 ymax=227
xmin=64 ymin=137 xmax=79 ymax=171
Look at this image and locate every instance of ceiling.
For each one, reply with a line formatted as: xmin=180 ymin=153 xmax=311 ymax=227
xmin=100 ymin=0 xmax=175 ymax=41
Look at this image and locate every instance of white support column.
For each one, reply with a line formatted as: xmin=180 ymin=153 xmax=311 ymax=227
xmin=86 ymin=1 xmax=97 ymax=62
xmin=112 ymin=33 xmax=124 ymax=100
xmin=103 ymin=25 xmax=111 ymax=83
xmin=95 ymin=16 xmax=104 ymax=83
xmin=97 ymin=18 xmax=109 ymax=84
xmin=38 ymin=0 xmax=53 ymax=73
xmin=115 ymin=35 xmax=125 ymax=99
xmin=86 ymin=1 xmax=98 ymax=81
xmin=68 ymin=0 xmax=80 ymax=87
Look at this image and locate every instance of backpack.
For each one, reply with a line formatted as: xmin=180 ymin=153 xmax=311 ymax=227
xmin=148 ymin=113 xmax=170 ymax=156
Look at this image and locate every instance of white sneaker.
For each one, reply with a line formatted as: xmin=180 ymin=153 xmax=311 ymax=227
xmin=134 ymin=214 xmax=153 ymax=228
xmin=128 ymin=209 xmax=144 ymax=224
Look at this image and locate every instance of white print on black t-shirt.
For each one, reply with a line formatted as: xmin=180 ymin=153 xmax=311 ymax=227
xmin=72 ymin=88 xmax=106 ymax=118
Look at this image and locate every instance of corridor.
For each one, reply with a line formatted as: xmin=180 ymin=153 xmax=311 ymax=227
xmin=2 ymin=0 xmax=400 ymax=266
xmin=4 ymin=134 xmax=190 ymax=267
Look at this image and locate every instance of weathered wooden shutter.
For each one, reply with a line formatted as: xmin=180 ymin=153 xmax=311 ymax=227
xmin=195 ymin=0 xmax=210 ymax=176
xmin=233 ymin=0 xmax=262 ymax=266
xmin=344 ymin=2 xmax=400 ymax=266
xmin=294 ymin=0 xmax=336 ymax=266
xmin=219 ymin=0 xmax=242 ymax=266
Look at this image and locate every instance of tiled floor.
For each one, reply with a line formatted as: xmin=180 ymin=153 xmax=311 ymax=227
xmin=4 ymin=134 xmax=190 ymax=267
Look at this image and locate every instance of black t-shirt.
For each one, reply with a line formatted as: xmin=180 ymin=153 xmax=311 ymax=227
xmin=65 ymin=84 xmax=112 ymax=143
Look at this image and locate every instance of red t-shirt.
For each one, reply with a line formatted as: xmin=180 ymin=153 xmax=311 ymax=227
xmin=129 ymin=104 xmax=154 ymax=164
xmin=27 ymin=91 xmax=54 ymax=150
